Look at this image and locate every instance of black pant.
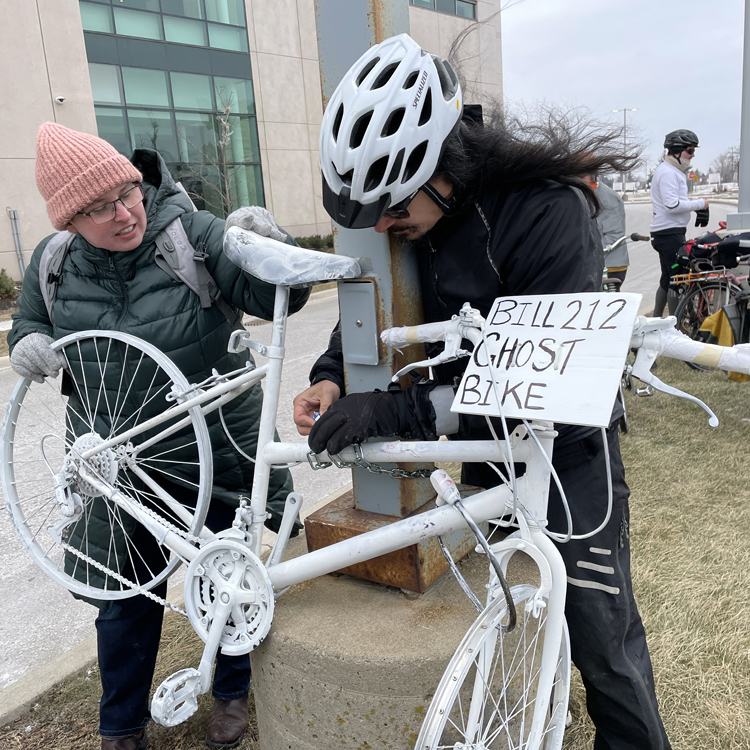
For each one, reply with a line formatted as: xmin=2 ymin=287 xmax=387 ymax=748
xmin=463 ymin=427 xmax=670 ymax=750
xmin=651 ymin=230 xmax=686 ymax=291
xmin=96 ymin=499 xmax=251 ymax=739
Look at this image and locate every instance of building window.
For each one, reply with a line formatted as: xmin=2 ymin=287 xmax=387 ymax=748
xmin=79 ymin=0 xmax=248 ymax=52
xmin=409 ymin=0 xmax=477 ymax=19
xmin=89 ymin=61 xmax=264 ymax=216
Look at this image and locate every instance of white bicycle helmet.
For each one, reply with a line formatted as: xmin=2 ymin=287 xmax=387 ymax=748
xmin=320 ymin=33 xmax=462 ymax=229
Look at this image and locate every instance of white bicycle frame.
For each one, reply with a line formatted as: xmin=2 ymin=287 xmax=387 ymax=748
xmin=10 ymin=229 xmax=749 ymax=738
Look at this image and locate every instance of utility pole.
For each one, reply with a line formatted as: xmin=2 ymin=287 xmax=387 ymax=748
xmin=612 ymin=107 xmax=638 ymax=187
xmin=728 ymin=0 xmax=750 ymax=227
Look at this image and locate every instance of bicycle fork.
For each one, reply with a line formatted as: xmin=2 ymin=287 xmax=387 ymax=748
xmin=464 ymin=526 xmax=568 ymax=747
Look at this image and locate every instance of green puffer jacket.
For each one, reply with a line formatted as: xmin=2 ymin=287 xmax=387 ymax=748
xmin=9 ymin=149 xmax=310 ymax=593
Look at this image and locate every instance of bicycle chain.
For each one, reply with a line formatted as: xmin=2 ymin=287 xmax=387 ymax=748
xmin=307 ymin=444 xmax=432 ymax=480
xmin=60 ymin=540 xmax=188 ymax=616
xmin=56 ymin=471 xmax=207 ymax=616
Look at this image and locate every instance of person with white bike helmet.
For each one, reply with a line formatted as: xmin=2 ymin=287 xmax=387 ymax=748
xmin=650 ymin=129 xmax=709 ymax=316
xmin=295 ymin=34 xmax=671 ymax=750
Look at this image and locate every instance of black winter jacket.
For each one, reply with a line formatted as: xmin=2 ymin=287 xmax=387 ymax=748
xmin=9 ymin=149 xmax=309 ymax=592
xmin=310 ymin=180 xmax=611 ymax=451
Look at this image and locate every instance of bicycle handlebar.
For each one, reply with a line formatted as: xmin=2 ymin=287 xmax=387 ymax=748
xmin=381 ymin=305 xmax=750 ymax=426
xmin=602 ymin=233 xmax=649 ymax=256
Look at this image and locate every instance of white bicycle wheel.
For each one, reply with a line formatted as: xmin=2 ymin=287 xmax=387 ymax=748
xmin=417 ymin=584 xmax=570 ymax=750
xmin=2 ymin=330 xmax=213 ymax=600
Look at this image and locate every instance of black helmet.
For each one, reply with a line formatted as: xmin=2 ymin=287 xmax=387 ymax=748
xmin=664 ymin=129 xmax=699 ymax=153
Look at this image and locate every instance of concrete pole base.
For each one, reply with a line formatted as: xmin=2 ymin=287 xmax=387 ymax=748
xmin=251 ymin=533 xmax=535 ymax=749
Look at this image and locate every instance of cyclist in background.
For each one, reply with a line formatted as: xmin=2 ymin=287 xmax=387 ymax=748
xmin=583 ymin=171 xmax=629 ymax=285
xmin=650 ymin=129 xmax=709 ymax=316
xmin=294 ymin=34 xmax=670 ymax=750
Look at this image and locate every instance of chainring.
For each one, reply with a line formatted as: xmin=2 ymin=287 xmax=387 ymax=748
xmin=184 ymin=539 xmax=274 ymax=656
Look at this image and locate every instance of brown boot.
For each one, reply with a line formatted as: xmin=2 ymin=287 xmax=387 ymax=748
xmin=205 ymin=695 xmax=249 ymax=749
xmin=101 ymin=728 xmax=147 ymax=750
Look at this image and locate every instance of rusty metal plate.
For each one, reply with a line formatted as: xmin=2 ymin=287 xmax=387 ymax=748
xmin=305 ymin=486 xmax=487 ymax=593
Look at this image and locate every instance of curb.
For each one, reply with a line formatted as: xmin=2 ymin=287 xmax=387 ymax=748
xmin=0 ymin=288 xmax=338 ymax=335
xmin=0 ymin=483 xmax=351 ymax=728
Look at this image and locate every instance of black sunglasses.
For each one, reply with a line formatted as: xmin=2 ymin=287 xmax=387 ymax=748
xmin=684 ymin=147 xmax=696 ymax=155
xmin=383 ymin=189 xmax=419 ymax=219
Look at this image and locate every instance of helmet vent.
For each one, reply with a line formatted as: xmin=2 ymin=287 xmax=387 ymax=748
xmin=403 ymin=141 xmax=429 ymax=183
xmin=364 ymin=156 xmax=389 ymax=193
xmin=418 ymin=88 xmax=432 ymax=126
xmin=403 ymin=70 xmax=420 ymax=89
xmin=372 ymin=62 xmax=399 ymax=90
xmin=381 ymin=108 xmax=406 ymax=138
xmin=334 ymin=166 xmax=354 ymax=187
xmin=386 ymin=148 xmax=405 ymax=186
xmin=356 ymin=57 xmax=380 ymax=86
xmin=435 ymin=59 xmax=459 ymax=100
xmin=332 ymin=104 xmax=344 ymax=143
xmin=350 ymin=110 xmax=374 ymax=149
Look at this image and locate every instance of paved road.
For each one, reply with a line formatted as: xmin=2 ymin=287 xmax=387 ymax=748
xmin=619 ymin=199 xmax=735 ymax=312
xmin=0 ymin=200 xmax=738 ymax=691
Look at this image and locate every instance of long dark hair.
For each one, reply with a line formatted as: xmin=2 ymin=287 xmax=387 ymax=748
xmin=436 ymin=104 xmax=641 ymax=214
xmin=438 ymin=23 xmax=641 ymax=213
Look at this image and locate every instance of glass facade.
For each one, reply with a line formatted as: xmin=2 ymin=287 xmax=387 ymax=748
xmin=410 ymin=0 xmax=476 ymax=19
xmin=80 ymin=0 xmax=263 ymax=216
xmin=80 ymin=0 xmax=248 ymax=51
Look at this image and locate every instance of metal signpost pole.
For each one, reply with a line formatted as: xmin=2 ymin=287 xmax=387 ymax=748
xmin=728 ymin=0 xmax=750 ymax=228
xmin=306 ymin=0 xmax=478 ymax=592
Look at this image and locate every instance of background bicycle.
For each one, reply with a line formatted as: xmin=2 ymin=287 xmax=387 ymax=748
xmin=672 ymin=231 xmax=750 ymax=372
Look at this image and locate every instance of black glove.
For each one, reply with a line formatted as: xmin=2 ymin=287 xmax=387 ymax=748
xmin=695 ymin=206 xmax=709 ymax=227
xmin=309 ymin=379 xmax=450 ymax=455
xmin=308 ymin=390 xmax=410 ymax=455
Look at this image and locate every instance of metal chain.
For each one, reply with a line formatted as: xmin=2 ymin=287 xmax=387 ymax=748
xmin=130 ymin=494 xmax=205 ymax=546
xmin=60 ymin=540 xmax=188 ymax=616
xmin=307 ymin=444 xmax=432 ymax=479
xmin=350 ymin=444 xmax=433 ymax=479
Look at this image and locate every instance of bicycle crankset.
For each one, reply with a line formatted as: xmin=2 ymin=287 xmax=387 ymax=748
xmin=183 ymin=538 xmax=275 ymax=656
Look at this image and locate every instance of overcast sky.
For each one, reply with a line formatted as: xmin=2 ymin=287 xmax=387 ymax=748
xmin=499 ymin=0 xmax=745 ymax=176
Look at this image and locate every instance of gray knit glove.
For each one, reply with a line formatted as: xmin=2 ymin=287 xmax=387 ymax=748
xmin=224 ymin=206 xmax=287 ymax=243
xmin=10 ymin=332 xmax=66 ymax=383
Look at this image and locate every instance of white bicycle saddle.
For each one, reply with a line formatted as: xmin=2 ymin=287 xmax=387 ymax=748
xmin=224 ymin=226 xmax=362 ymax=287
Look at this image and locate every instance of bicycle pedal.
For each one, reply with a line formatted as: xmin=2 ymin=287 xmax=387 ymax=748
xmin=151 ymin=667 xmax=203 ymax=727
xmin=636 ymin=385 xmax=655 ymax=397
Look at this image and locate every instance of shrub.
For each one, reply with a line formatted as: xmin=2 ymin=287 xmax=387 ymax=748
xmin=294 ymin=234 xmax=334 ymax=252
xmin=0 ymin=269 xmax=17 ymax=299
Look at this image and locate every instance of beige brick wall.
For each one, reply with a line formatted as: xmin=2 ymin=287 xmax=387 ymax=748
xmin=0 ymin=0 xmax=96 ymax=281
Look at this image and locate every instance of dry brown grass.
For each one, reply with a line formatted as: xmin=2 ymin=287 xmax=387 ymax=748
xmin=564 ymin=358 xmax=750 ymax=749
xmin=1 ymin=357 xmax=748 ymax=749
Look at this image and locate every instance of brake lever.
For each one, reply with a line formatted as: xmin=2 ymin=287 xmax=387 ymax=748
xmin=629 ymin=326 xmax=719 ymax=427
xmin=389 ymin=303 xmax=485 ymax=381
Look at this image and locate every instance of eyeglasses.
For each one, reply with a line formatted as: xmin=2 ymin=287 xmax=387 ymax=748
xmin=684 ymin=147 xmax=696 ymax=155
xmin=383 ymin=189 xmax=419 ymax=220
xmin=77 ymin=184 xmax=144 ymax=224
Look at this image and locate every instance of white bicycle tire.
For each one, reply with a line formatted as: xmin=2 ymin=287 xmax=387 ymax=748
xmin=417 ymin=584 xmax=570 ymax=750
xmin=2 ymin=330 xmax=213 ymax=600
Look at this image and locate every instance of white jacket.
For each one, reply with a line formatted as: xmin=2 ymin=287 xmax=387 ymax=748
xmin=650 ymin=160 xmax=704 ymax=232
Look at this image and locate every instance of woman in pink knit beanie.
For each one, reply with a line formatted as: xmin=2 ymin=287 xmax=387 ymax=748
xmin=35 ymin=122 xmax=146 ymax=250
xmin=8 ymin=122 xmax=308 ymax=750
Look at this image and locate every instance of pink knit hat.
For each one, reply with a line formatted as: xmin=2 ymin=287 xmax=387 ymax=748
xmin=35 ymin=122 xmax=142 ymax=230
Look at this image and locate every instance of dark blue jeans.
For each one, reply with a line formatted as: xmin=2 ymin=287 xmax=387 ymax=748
xmin=96 ymin=499 xmax=251 ymax=739
xmin=464 ymin=426 xmax=671 ymax=750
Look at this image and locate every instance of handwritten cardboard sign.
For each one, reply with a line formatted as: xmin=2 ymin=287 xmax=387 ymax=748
xmin=451 ymin=293 xmax=642 ymax=427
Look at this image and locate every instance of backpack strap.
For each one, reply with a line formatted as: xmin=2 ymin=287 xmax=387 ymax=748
xmin=154 ymin=217 xmax=243 ymax=328
xmin=38 ymin=231 xmax=76 ymax=320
